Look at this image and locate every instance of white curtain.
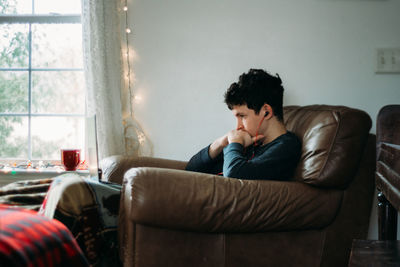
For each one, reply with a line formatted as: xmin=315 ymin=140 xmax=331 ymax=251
xmin=81 ymin=0 xmax=151 ymax=159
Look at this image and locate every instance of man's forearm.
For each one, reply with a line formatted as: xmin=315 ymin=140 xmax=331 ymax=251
xmin=209 ymin=135 xmax=228 ymax=159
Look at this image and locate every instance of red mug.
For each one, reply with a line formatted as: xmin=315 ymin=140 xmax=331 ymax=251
xmin=61 ymin=149 xmax=81 ymax=171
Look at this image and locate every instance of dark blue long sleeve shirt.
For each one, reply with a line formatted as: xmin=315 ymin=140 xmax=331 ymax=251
xmin=185 ymin=131 xmax=301 ymax=181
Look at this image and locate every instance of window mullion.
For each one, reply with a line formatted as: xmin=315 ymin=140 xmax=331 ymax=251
xmin=0 ymin=15 xmax=81 ymax=24
xmin=28 ymin=23 xmax=32 ymax=160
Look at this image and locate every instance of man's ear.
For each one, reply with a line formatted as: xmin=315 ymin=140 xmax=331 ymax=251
xmin=262 ymin=104 xmax=273 ymax=118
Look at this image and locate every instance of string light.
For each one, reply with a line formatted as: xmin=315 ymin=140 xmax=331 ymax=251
xmin=123 ymin=0 xmax=134 ymax=116
xmin=0 ymin=160 xmax=74 ymax=174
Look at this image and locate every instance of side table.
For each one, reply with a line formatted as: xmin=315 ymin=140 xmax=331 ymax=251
xmin=348 ymin=239 xmax=400 ymax=266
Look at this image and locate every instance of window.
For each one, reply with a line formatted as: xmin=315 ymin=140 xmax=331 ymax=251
xmin=0 ymin=0 xmax=85 ymax=161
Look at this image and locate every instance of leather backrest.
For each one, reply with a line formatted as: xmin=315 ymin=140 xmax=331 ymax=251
xmin=283 ymin=105 xmax=371 ymax=189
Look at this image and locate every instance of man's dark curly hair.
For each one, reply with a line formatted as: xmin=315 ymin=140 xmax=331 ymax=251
xmin=224 ymin=69 xmax=284 ymax=122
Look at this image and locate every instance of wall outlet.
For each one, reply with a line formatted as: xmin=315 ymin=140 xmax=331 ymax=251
xmin=376 ymin=48 xmax=400 ymax=74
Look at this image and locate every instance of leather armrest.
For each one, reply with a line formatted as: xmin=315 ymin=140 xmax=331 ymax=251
xmin=120 ymin=167 xmax=343 ymax=233
xmin=100 ymin=156 xmax=188 ymax=184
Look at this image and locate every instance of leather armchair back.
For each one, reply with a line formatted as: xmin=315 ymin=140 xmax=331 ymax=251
xmin=284 ymin=105 xmax=371 ymax=189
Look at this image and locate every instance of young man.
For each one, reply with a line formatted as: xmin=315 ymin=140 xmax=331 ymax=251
xmin=186 ymin=69 xmax=301 ymax=181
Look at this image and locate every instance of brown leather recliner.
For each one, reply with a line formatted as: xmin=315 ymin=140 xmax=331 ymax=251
xmin=100 ymin=105 xmax=376 ymax=267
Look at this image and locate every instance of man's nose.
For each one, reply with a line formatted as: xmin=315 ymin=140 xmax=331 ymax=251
xmin=236 ymin=120 xmax=244 ymax=130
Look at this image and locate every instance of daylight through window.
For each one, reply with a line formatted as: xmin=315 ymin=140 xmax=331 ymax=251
xmin=0 ymin=0 xmax=85 ymax=160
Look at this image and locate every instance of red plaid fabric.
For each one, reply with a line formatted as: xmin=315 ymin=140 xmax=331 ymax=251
xmin=0 ymin=204 xmax=89 ymax=267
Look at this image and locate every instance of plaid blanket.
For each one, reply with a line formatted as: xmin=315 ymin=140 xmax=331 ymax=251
xmin=39 ymin=175 xmax=122 ymax=267
xmin=0 ymin=204 xmax=89 ymax=267
xmin=0 ymin=178 xmax=54 ymax=211
xmin=0 ymin=175 xmax=122 ymax=266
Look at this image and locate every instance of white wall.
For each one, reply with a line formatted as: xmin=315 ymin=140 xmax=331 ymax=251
xmin=128 ymin=0 xmax=400 ymax=239
xmin=129 ymin=0 xmax=400 ymax=160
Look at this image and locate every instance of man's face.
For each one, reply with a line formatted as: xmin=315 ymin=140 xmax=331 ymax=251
xmin=231 ymin=105 xmax=264 ymax=137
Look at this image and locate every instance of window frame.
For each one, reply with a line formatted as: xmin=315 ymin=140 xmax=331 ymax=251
xmin=0 ymin=13 xmax=85 ymax=160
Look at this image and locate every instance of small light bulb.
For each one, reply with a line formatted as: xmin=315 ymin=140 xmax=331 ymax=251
xmin=123 ymin=6 xmax=128 ymax=11
xmin=134 ymin=95 xmax=142 ymax=101
xmin=126 ymin=28 xmax=131 ymax=34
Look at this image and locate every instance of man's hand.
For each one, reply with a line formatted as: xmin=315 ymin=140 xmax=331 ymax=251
xmin=228 ymin=129 xmax=265 ymax=148
xmin=208 ymin=129 xmax=266 ymax=159
xmin=227 ymin=129 xmax=253 ymax=147
xmin=208 ymin=134 xmax=229 ymax=159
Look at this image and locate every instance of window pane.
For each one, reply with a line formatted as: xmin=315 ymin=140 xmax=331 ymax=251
xmin=34 ymin=0 xmax=81 ymax=14
xmin=31 ymin=116 xmax=84 ymax=160
xmin=32 ymin=24 xmax=83 ymax=68
xmin=32 ymin=71 xmax=85 ymax=114
xmin=0 ymin=71 xmax=28 ymax=113
xmin=0 ymin=24 xmax=29 ymax=68
xmin=0 ymin=116 xmax=28 ymax=159
xmin=0 ymin=0 xmax=32 ymax=14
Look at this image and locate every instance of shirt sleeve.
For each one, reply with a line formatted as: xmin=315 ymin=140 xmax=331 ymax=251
xmin=185 ymin=145 xmax=223 ymax=175
xmin=222 ymin=137 xmax=301 ymax=180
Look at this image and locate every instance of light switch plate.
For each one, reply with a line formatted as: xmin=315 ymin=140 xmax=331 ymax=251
xmin=376 ymin=48 xmax=400 ymax=74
